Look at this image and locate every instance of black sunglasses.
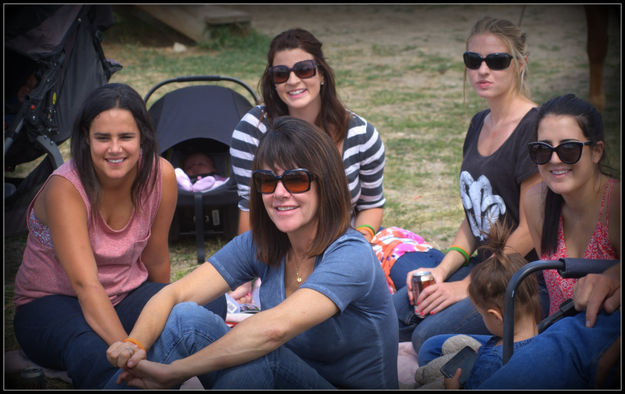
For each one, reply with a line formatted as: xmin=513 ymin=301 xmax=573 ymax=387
xmin=269 ymin=60 xmax=317 ymax=84
xmin=527 ymin=141 xmax=593 ymax=165
xmin=253 ymin=168 xmax=314 ymax=194
xmin=463 ymin=51 xmax=514 ymax=70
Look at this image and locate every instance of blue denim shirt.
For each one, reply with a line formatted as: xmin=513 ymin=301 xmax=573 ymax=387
xmin=465 ymin=335 xmax=535 ymax=389
xmin=208 ymin=229 xmax=399 ymax=389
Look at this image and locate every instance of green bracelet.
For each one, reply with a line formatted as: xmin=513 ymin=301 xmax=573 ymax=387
xmin=356 ymin=224 xmax=377 ymax=234
xmin=448 ymin=246 xmax=470 ymax=265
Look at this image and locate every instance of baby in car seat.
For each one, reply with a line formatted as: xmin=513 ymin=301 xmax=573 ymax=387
xmin=175 ymin=152 xmax=226 ymax=192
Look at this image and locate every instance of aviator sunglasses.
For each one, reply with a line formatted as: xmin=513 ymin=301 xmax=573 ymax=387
xmin=253 ymin=168 xmax=314 ymax=194
xmin=463 ymin=51 xmax=514 ymax=70
xmin=527 ymin=141 xmax=593 ymax=165
xmin=269 ymin=59 xmax=317 ymax=84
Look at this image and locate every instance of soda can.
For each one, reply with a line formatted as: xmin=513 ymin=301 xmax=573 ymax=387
xmin=20 ymin=366 xmax=46 ymax=389
xmin=411 ymin=271 xmax=435 ymax=303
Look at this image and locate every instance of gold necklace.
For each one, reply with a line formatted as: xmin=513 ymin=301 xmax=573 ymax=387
xmin=290 ymin=251 xmax=303 ymax=284
xmin=296 ymin=269 xmax=303 ymax=284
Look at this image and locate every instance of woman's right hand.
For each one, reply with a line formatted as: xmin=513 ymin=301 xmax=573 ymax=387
xmin=405 ymin=266 xmax=446 ymax=306
xmin=116 ymin=359 xmax=186 ymax=389
xmin=406 ymin=266 xmax=468 ymax=317
xmin=229 ymin=281 xmax=253 ymax=304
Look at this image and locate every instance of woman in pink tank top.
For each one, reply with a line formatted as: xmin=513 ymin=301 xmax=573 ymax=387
xmin=524 ymin=93 xmax=620 ymax=316
xmin=12 ymin=83 xmax=225 ymax=388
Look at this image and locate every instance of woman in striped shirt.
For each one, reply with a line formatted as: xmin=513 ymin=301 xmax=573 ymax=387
xmin=229 ymin=28 xmax=385 ymax=302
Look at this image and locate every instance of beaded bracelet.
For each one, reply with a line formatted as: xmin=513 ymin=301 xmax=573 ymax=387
xmin=123 ymin=337 xmax=145 ymax=351
xmin=448 ymin=245 xmax=470 ymax=265
xmin=356 ymin=224 xmax=376 ymax=239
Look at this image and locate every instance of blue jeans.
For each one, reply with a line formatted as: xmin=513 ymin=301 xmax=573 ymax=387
xmin=391 ymin=253 xmax=485 ymax=346
xmin=13 ymin=282 xmax=226 ymax=388
xmin=388 ymin=248 xmax=446 ymax=291
xmin=392 ymin=252 xmax=550 ymax=351
xmin=105 ymin=302 xmax=335 ymax=389
xmin=480 ymin=311 xmax=621 ymax=389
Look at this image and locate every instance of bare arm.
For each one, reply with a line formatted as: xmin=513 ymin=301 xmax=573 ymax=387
xmin=354 ymin=207 xmax=384 ymax=242
xmin=141 ymin=158 xmax=177 ymax=283
xmin=522 ymin=181 xmax=547 ymax=257
xmin=136 ymin=262 xmax=231 ymax=349
xmin=409 ymin=217 xmax=476 ymax=315
xmin=37 ymin=176 xmax=128 ymax=345
xmin=505 ymin=173 xmax=543 ymax=256
xmin=164 ymin=288 xmax=338 ymax=384
xmin=237 ymin=209 xmax=250 ymax=235
xmin=109 ymin=262 xmax=338 ymax=388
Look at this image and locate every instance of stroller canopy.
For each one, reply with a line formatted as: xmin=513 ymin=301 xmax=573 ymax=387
xmin=4 ymin=5 xmax=120 ymax=168
xmin=148 ymin=84 xmax=254 ymax=154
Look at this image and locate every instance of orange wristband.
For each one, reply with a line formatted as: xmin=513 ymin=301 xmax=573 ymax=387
xmin=356 ymin=225 xmax=375 ymax=239
xmin=123 ymin=337 xmax=145 ymax=351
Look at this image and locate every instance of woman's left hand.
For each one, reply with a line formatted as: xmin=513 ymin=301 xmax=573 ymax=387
xmin=106 ymin=340 xmax=146 ymax=369
xmin=573 ymin=264 xmax=621 ymax=327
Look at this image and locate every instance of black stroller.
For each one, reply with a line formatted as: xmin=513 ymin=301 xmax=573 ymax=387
xmin=4 ymin=5 xmax=121 ymax=235
xmin=144 ymin=76 xmax=258 ymax=263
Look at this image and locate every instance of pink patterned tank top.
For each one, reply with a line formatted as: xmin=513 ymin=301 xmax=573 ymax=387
xmin=541 ymin=178 xmax=618 ymax=315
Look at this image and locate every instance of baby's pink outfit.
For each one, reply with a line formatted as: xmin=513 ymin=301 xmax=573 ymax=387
xmin=175 ymin=168 xmax=226 ymax=192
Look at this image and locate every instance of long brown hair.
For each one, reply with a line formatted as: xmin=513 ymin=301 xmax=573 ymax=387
xmin=469 ymin=220 xmax=542 ymax=324
xmin=70 ymin=83 xmax=159 ymax=220
xmin=534 ymin=94 xmax=614 ymax=255
xmin=250 ymin=116 xmax=351 ymax=266
xmin=259 ymin=28 xmax=349 ymax=145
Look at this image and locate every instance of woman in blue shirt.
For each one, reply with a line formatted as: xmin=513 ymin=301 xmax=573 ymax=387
xmin=104 ymin=116 xmax=398 ymax=389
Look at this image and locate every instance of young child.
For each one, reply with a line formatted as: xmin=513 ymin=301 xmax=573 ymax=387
xmin=175 ymin=151 xmax=226 ymax=192
xmin=443 ymin=221 xmax=542 ymax=389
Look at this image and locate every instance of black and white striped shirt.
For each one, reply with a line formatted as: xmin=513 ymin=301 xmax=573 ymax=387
xmin=230 ymin=105 xmax=385 ymax=215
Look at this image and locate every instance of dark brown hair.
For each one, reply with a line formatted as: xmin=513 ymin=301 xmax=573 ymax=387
xmin=259 ymin=28 xmax=349 ymax=144
xmin=469 ymin=220 xmax=542 ymax=324
xmin=70 ymin=83 xmax=159 ymax=220
xmin=250 ymin=116 xmax=351 ymax=266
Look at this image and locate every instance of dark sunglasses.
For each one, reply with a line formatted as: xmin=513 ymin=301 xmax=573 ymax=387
xmin=269 ymin=59 xmax=317 ymax=84
xmin=463 ymin=51 xmax=514 ymax=70
xmin=527 ymin=141 xmax=593 ymax=165
xmin=253 ymin=168 xmax=314 ymax=194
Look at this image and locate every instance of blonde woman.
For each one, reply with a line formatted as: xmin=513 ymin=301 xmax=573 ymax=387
xmin=396 ymin=17 xmax=546 ymax=354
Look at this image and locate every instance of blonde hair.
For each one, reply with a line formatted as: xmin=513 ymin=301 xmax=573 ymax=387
xmin=463 ymin=16 xmax=531 ymax=101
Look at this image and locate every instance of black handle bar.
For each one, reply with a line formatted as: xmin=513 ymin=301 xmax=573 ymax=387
xmin=502 ymin=258 xmax=618 ymax=364
xmin=143 ymin=75 xmax=259 ymax=106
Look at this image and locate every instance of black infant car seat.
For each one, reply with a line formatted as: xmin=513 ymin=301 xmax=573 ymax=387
xmin=145 ymin=75 xmax=258 ymax=263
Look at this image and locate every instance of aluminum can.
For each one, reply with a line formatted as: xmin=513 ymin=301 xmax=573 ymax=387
xmin=20 ymin=366 xmax=46 ymax=389
xmin=411 ymin=271 xmax=435 ymax=303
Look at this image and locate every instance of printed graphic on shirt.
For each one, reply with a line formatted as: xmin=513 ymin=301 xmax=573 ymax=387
xmin=460 ymin=171 xmax=506 ymax=240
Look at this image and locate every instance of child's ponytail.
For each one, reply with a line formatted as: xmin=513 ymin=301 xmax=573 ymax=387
xmin=469 ymin=220 xmax=542 ymax=324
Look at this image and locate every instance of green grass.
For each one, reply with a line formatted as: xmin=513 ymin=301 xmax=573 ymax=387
xmin=3 ymin=5 xmax=621 ymax=388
